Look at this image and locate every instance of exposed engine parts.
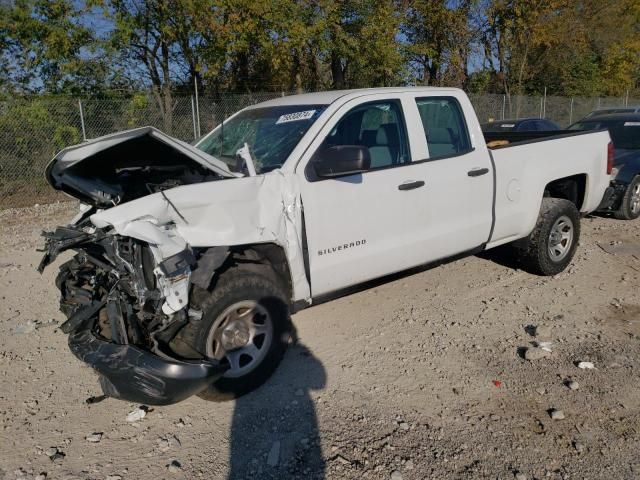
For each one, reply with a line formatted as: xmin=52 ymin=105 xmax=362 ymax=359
xmin=38 ymin=224 xmax=229 ymax=404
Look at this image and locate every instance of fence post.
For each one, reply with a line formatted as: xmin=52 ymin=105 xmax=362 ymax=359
xmin=569 ymin=97 xmax=574 ymax=125
xmin=625 ymin=90 xmax=630 ymax=107
xmin=501 ymin=95 xmax=506 ymax=120
xmin=191 ymin=95 xmax=197 ymax=140
xmin=78 ymin=99 xmax=87 ymax=141
xmin=542 ymin=87 xmax=547 ymax=118
xmin=194 ymin=77 xmax=201 ymax=138
xmin=539 ymin=97 xmax=543 ymax=118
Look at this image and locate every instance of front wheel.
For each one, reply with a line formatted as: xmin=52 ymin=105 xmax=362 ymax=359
xmin=178 ymin=266 xmax=292 ymax=401
xmin=614 ymin=176 xmax=640 ymax=220
xmin=514 ymin=198 xmax=580 ymax=276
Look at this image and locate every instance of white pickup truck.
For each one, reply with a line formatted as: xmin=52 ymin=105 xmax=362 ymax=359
xmin=40 ymin=87 xmax=612 ymax=405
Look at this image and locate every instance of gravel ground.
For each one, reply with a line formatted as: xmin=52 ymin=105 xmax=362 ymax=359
xmin=1 ymin=202 xmax=639 ymax=480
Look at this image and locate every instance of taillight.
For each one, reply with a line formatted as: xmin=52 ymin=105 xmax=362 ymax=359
xmin=607 ymin=142 xmax=614 ymax=175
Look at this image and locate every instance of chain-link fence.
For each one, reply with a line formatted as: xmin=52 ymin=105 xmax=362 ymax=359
xmin=1 ymin=91 xmax=638 ymax=208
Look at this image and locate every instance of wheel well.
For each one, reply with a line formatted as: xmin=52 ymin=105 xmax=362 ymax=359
xmin=227 ymin=243 xmax=293 ymax=302
xmin=543 ymin=174 xmax=586 ymax=210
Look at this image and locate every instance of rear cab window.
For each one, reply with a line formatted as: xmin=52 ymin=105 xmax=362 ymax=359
xmin=414 ymin=97 xmax=472 ymax=159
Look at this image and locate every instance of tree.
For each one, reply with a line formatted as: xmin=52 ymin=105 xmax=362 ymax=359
xmin=101 ymin=0 xmax=205 ymax=132
xmin=402 ymin=0 xmax=473 ymax=87
xmin=0 ymin=0 xmax=104 ymax=94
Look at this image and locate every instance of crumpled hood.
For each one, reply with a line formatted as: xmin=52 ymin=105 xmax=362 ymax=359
xmin=90 ymin=171 xmax=311 ymax=303
xmin=45 ymin=126 xmax=237 ymax=206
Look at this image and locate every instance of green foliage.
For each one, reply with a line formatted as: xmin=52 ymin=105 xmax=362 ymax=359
xmin=0 ymin=0 xmax=638 ymax=97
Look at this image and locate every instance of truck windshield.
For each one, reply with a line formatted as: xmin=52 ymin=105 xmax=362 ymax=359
xmin=569 ymin=120 xmax=640 ymax=150
xmin=197 ymin=105 xmax=327 ymax=173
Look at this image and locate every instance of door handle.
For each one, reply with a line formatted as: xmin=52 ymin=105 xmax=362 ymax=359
xmin=398 ymin=180 xmax=425 ymax=191
xmin=468 ymin=167 xmax=489 ymax=177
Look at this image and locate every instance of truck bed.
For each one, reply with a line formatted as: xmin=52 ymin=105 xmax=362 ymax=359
xmin=486 ymin=129 xmax=611 ymax=248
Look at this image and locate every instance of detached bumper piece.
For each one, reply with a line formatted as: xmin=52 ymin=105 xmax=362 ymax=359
xmin=69 ymin=329 xmax=227 ymax=405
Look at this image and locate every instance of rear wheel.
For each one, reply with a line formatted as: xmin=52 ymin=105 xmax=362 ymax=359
xmin=178 ymin=266 xmax=291 ymax=401
xmin=614 ymin=176 xmax=640 ymax=220
xmin=514 ymin=198 xmax=580 ymax=276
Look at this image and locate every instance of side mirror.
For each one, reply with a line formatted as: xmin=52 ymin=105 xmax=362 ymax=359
xmin=313 ymin=145 xmax=371 ymax=178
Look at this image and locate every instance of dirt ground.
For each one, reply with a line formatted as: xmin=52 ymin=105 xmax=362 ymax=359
xmin=1 ymin=202 xmax=639 ymax=480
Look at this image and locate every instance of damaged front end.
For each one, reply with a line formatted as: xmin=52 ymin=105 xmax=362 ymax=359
xmin=39 ymin=223 xmax=227 ymax=405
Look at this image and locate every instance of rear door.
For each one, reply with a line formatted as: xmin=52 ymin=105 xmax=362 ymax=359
xmin=409 ymin=95 xmax=494 ymax=257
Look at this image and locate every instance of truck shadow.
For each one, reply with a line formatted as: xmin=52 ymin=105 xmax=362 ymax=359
xmin=227 ymin=328 xmax=326 ymax=480
xmin=476 ymin=244 xmax=522 ymax=270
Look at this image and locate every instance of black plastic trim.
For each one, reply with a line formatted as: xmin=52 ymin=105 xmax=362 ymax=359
xmin=486 ymin=149 xmax=497 ymax=244
xmin=398 ymin=180 xmax=425 ymax=191
xmin=68 ymin=328 xmax=227 ymax=405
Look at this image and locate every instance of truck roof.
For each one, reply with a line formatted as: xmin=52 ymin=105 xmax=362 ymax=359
xmin=249 ymin=86 xmax=463 ymax=108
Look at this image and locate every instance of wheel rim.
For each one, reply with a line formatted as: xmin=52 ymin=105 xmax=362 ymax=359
xmin=548 ymin=215 xmax=574 ymax=262
xmin=630 ymin=182 xmax=640 ymax=214
xmin=206 ymin=300 xmax=274 ymax=378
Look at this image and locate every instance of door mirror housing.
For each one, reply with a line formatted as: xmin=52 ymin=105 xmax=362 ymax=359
xmin=313 ymin=145 xmax=371 ymax=178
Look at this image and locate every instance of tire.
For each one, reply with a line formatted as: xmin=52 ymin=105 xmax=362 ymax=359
xmin=514 ymin=198 xmax=580 ymax=276
xmin=178 ymin=265 xmax=292 ymax=401
xmin=614 ymin=176 xmax=640 ymax=220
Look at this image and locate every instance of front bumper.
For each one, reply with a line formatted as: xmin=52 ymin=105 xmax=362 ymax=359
xmin=69 ymin=329 xmax=227 ymax=405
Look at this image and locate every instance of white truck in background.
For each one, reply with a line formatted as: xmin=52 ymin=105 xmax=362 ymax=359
xmin=39 ymin=87 xmax=612 ymax=404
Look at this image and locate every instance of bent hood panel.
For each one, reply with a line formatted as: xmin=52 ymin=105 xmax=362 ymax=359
xmin=46 ymin=126 xmax=236 ymax=205
xmin=90 ymin=171 xmax=311 ymax=302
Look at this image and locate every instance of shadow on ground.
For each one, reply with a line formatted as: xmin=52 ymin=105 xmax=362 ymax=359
xmin=228 ymin=339 xmax=326 ymax=479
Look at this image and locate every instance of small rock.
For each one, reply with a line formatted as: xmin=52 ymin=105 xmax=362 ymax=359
xmin=14 ymin=320 xmax=37 ymax=335
xmin=35 ymin=474 xmax=47 ymax=480
xmin=405 ymin=459 xmax=414 ymax=470
xmin=566 ymin=380 xmax=579 ymax=391
xmin=577 ymin=361 xmax=595 ymax=369
xmin=524 ymin=347 xmax=550 ymax=361
xmin=45 ymin=447 xmax=58 ymax=457
xmin=536 ymin=341 xmax=553 ymax=352
xmin=106 ymin=476 xmax=122 ymax=480
xmin=574 ymin=441 xmax=585 ymax=453
xmin=267 ymin=441 xmax=280 ymax=467
xmin=535 ymin=387 xmax=546 ymax=395
xmin=85 ymin=432 xmax=102 ymax=443
xmin=399 ymin=422 xmax=410 ymax=431
xmin=549 ymin=409 xmax=565 ymax=420
xmin=390 ymin=470 xmax=403 ymax=480
xmin=515 ymin=473 xmax=527 ymax=480
xmin=167 ymin=460 xmax=182 ymax=473
xmin=126 ymin=406 xmax=148 ymax=423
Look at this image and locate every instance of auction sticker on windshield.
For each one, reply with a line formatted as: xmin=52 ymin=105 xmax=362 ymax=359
xmin=276 ymin=110 xmax=316 ymax=124
xmin=624 ymin=122 xmax=640 ymax=127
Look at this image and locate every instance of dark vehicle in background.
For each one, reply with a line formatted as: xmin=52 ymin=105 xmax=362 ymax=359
xmin=481 ymin=118 xmax=560 ymax=133
xmin=583 ymin=106 xmax=640 ymax=119
xmin=569 ymin=113 xmax=640 ymax=220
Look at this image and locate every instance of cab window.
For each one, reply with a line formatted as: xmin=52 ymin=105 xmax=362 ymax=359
xmin=415 ymin=97 xmax=472 ymax=158
xmin=315 ymin=100 xmax=411 ymax=170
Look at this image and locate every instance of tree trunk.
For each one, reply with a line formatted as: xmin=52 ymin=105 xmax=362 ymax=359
xmin=331 ymin=51 xmax=345 ymax=89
